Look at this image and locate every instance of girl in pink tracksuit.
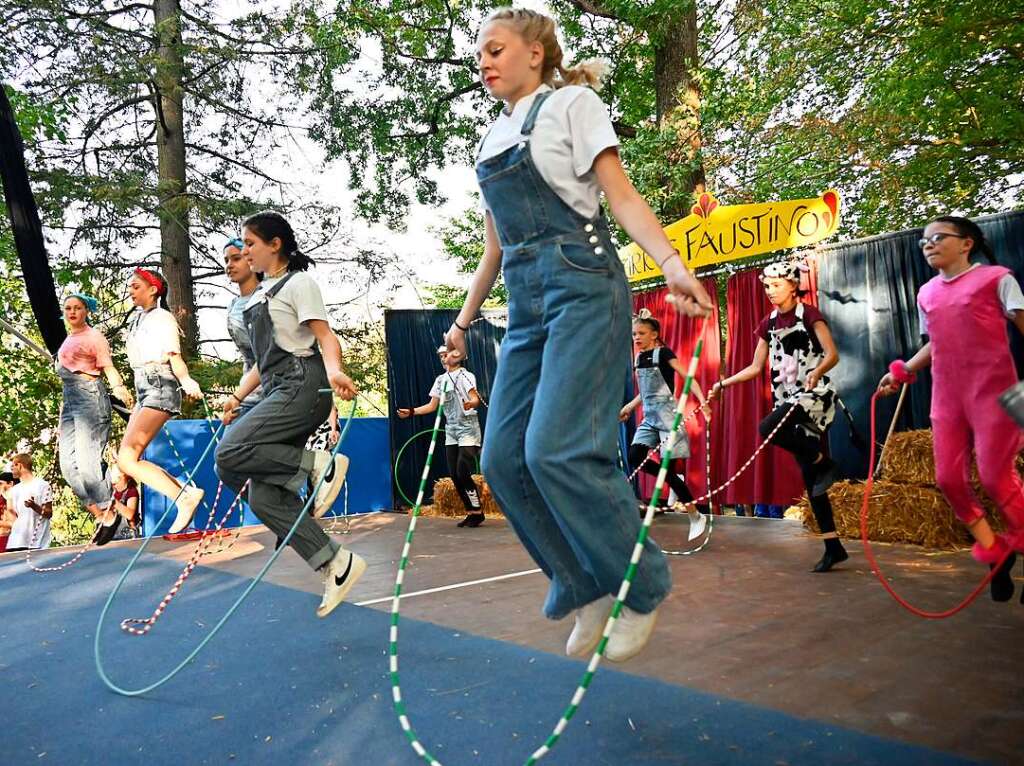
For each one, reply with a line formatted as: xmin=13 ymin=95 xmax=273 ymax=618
xmin=879 ymin=216 xmax=1024 ymax=603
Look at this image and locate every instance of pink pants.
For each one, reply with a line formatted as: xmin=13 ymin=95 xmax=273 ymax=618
xmin=932 ymin=397 xmax=1024 ymax=552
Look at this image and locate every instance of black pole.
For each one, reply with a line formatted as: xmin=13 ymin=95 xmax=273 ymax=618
xmin=0 ymin=83 xmax=65 ymax=354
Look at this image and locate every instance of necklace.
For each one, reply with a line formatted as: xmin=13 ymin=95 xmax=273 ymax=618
xmin=267 ymin=263 xmax=288 ymax=279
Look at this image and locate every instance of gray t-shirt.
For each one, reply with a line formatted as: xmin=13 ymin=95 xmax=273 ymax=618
xmin=248 ymin=272 xmax=329 ymax=357
xmin=429 ymin=368 xmax=479 ymax=425
xmin=916 ymin=265 xmax=1024 ymax=334
xmin=477 ymin=84 xmax=619 ymax=219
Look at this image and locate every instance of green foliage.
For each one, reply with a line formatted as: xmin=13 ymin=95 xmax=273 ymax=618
xmin=423 ymin=206 xmax=508 ymax=308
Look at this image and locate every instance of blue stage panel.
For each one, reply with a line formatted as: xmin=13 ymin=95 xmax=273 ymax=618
xmin=142 ymin=417 xmax=392 ymax=536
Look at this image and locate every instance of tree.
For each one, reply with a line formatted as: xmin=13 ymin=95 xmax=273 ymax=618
xmin=0 ymin=1 xmax=368 ymax=357
xmin=701 ymin=0 xmax=1024 ymax=234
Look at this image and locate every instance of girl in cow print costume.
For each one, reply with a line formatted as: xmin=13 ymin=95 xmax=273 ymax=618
xmin=710 ymin=260 xmax=848 ymax=572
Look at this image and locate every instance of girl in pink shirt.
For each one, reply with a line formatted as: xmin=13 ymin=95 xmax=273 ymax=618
xmin=879 ymin=216 xmax=1024 ymax=603
xmin=56 ymin=294 xmax=132 ymax=543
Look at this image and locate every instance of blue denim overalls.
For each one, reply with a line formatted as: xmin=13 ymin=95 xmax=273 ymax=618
xmin=56 ymin=363 xmax=112 ymax=507
xmin=632 ymin=347 xmax=690 ymax=458
xmin=476 ymin=90 xmax=671 ymax=619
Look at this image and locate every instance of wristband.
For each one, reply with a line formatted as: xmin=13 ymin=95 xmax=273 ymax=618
xmin=655 ymin=250 xmax=679 ymax=269
xmin=888 ymin=360 xmax=917 ymax=385
xmin=230 ymin=392 xmax=243 ymax=404
xmin=454 ymin=319 xmax=470 ymax=332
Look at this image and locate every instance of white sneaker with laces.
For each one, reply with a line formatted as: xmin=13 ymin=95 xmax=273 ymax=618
xmin=605 ymin=606 xmax=659 ymax=663
xmin=168 ymin=486 xmax=204 ymax=534
xmin=317 ymin=548 xmax=367 ymax=618
xmin=565 ymin=595 xmax=614 ymax=657
xmin=312 ymin=451 xmax=349 ymax=518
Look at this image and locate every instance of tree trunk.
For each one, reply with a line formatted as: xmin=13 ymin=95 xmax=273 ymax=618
xmin=152 ymin=0 xmax=197 ymax=358
xmin=653 ymin=6 xmax=706 ymax=220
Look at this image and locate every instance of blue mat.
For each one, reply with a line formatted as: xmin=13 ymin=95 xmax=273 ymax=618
xmin=0 ymin=550 xmax=977 ymax=766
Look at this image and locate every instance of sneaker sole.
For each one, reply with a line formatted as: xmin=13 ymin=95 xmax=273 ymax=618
xmin=687 ymin=514 xmax=707 ymax=542
xmin=605 ymin=610 xmax=659 ymax=663
xmin=316 ymin=552 xmax=367 ymax=618
xmin=168 ymin=490 xmax=203 ymax=535
xmin=313 ymin=455 xmax=350 ymax=519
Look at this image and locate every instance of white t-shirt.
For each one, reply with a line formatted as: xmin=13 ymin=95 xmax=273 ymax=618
xmin=126 ymin=307 xmax=181 ymax=368
xmin=248 ymin=272 xmax=329 ymax=357
xmin=430 ymin=368 xmax=479 ymax=424
xmin=7 ymin=476 xmax=54 ymax=549
xmin=917 ymin=265 xmax=1024 ymax=334
xmin=477 ymin=84 xmax=619 ymax=219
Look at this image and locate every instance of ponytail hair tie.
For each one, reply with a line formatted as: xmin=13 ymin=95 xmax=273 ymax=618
xmin=889 ymin=360 xmax=917 ymax=385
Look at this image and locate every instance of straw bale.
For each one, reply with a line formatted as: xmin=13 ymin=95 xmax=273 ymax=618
xmin=421 ymin=474 xmax=504 ymax=519
xmin=794 ymin=479 xmax=1009 ymax=549
xmin=879 ymin=428 xmax=1024 ymax=488
xmin=878 ymin=430 xmax=935 ymax=484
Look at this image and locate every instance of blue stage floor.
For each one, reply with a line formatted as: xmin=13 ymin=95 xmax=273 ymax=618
xmin=0 ymin=547 xmax=979 ymax=766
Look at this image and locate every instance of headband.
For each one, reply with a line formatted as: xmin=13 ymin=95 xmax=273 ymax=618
xmin=761 ymin=259 xmax=808 ymax=284
xmin=68 ymin=292 xmax=99 ymax=313
xmin=225 ymin=238 xmax=244 ymax=250
xmin=134 ymin=268 xmax=166 ymax=296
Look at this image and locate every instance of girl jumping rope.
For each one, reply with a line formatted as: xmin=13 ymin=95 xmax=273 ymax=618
xmin=398 ymin=344 xmax=484 ymax=528
xmin=116 ymin=269 xmax=205 ymax=536
xmin=217 ymin=211 xmax=364 ymax=618
xmin=445 ymin=7 xmax=713 ymax=663
xmin=620 ymin=311 xmax=709 ymax=539
xmin=710 ymin=260 xmax=847 ymax=572
xmin=878 ymin=216 xmax=1024 ymax=603
xmin=55 ymin=293 xmax=132 ymax=544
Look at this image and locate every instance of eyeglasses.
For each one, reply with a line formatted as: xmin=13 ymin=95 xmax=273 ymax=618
xmin=919 ymin=232 xmax=967 ymax=249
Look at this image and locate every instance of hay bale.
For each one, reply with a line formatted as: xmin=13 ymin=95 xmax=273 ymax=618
xmin=794 ymin=479 xmax=1009 ymax=549
xmin=878 ymin=430 xmax=935 ymax=485
xmin=879 ymin=428 xmax=1024 ymax=489
xmin=421 ymin=474 xmax=504 ymax=519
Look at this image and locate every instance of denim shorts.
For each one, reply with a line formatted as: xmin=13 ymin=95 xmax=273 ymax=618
xmin=133 ymin=366 xmax=182 ymax=415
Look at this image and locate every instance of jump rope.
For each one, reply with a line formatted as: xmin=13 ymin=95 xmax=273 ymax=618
xmin=93 ymin=397 xmax=357 ymax=696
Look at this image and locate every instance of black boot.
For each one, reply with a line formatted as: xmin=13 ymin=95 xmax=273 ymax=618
xmin=990 ymin=552 xmax=1016 ymax=602
xmin=812 ymin=537 xmax=848 ymax=573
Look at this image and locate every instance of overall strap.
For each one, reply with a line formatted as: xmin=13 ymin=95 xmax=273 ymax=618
xmin=651 ymin=346 xmax=661 ymax=365
xmin=264 ymin=270 xmax=299 ymax=299
xmin=521 ymin=91 xmax=554 ymax=136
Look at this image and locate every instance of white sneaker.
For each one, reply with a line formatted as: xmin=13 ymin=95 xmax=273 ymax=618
xmin=565 ymin=595 xmax=614 ymax=657
xmin=316 ymin=548 xmax=367 ymax=618
xmin=168 ymin=486 xmax=204 ymax=534
xmin=312 ymin=451 xmax=349 ymax=519
xmin=686 ymin=507 xmax=707 ymax=541
xmin=605 ymin=606 xmax=659 ymax=663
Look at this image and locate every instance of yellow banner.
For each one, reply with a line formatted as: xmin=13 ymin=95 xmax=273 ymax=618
xmin=621 ymin=190 xmax=840 ymax=282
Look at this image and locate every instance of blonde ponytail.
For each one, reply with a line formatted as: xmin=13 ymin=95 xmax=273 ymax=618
xmin=485 ymin=7 xmax=609 ymax=90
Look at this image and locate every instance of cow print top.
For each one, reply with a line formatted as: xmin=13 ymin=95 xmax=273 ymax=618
xmin=762 ymin=302 xmax=836 ymax=433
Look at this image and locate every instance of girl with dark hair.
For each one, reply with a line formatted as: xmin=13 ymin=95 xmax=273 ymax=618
xmin=879 ymin=216 xmax=1024 ymax=603
xmin=444 ymin=8 xmax=714 ymax=663
xmin=115 ymin=268 xmax=205 ymax=537
xmin=398 ymin=344 xmax=484 ymax=528
xmin=710 ymin=259 xmax=847 ymax=572
xmin=217 ymin=210 xmax=365 ymax=618
xmin=620 ymin=312 xmax=709 ymax=539
xmin=56 ymin=294 xmax=132 ymax=541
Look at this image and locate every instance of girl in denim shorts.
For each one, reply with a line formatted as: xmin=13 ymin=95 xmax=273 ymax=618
xmin=115 ymin=268 xmax=205 ymax=536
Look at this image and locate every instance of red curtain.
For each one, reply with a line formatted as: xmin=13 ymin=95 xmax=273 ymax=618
xmin=715 ymin=266 xmax=818 ymax=506
xmin=631 ymin=278 xmax=722 ymax=507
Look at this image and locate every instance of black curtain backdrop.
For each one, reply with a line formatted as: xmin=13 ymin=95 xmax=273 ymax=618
xmin=817 ymin=209 xmax=1024 ymax=479
xmin=0 ymin=84 xmax=64 ymax=354
xmin=385 ymin=308 xmax=507 ymax=507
